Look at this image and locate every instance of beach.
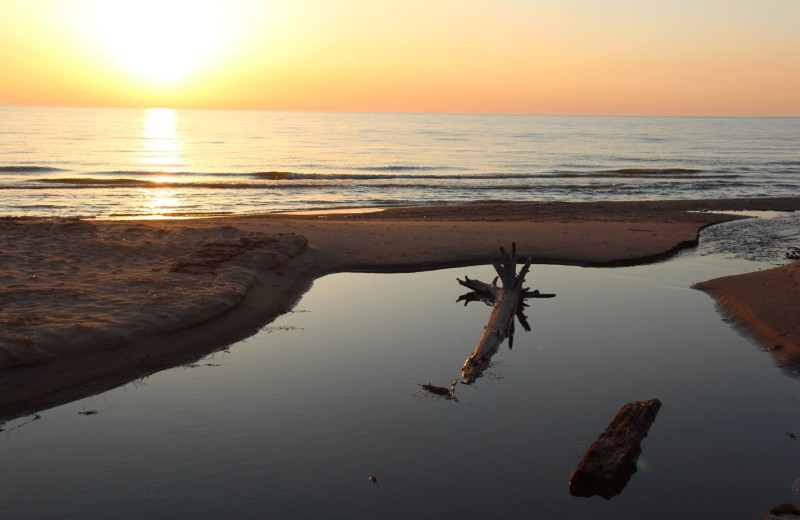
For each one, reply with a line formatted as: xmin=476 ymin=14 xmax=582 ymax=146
xmin=1 ymin=197 xmax=799 ymax=420
xmin=695 ymin=260 xmax=800 ymax=369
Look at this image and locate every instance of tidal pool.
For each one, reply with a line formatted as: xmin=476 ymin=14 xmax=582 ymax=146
xmin=3 ymin=253 xmax=800 ymax=519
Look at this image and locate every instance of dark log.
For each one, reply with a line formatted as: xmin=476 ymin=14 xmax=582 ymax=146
xmin=420 ymin=383 xmax=450 ymax=396
xmin=767 ymin=503 xmax=800 ymax=517
xmin=419 ymin=380 xmax=459 ymax=401
xmin=569 ymin=399 xmax=662 ymax=499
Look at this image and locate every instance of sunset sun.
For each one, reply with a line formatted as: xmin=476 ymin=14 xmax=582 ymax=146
xmin=89 ymin=0 xmax=229 ymax=84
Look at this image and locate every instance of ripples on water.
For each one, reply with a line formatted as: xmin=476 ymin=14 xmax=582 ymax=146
xmin=1 ymin=106 xmax=798 ymax=217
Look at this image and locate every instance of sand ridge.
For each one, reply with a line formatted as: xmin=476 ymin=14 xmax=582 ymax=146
xmin=0 ymin=218 xmax=307 ymax=369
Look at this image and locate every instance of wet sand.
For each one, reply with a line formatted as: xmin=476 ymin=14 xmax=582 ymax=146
xmin=1 ymin=197 xmax=799 ymax=420
xmin=694 ymin=259 xmax=800 ymax=370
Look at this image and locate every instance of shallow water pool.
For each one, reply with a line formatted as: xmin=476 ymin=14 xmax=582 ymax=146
xmin=2 ymin=253 xmax=800 ymax=519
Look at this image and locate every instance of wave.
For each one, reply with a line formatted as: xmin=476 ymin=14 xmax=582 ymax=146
xmin=258 ymin=170 xmax=729 ymax=181
xmin=21 ymin=178 xmax=340 ymax=190
xmin=108 ymin=211 xmax=235 ymax=218
xmin=91 ymin=168 xmax=456 ymax=178
xmin=556 ymin=170 xmax=738 ymax=180
xmin=98 ymin=170 xmax=195 ymax=176
xmin=251 ymin=171 xmax=559 ymax=181
xmin=763 ymin=160 xmax=800 ymax=167
xmin=6 ymin=166 xmax=733 ymax=184
xmin=0 ymin=165 xmax=65 ymax=172
xmin=10 ymin=169 xmax=739 ymax=190
xmin=254 ymin=172 xmax=462 ymax=180
xmin=46 ymin=178 xmax=163 ymax=186
xmin=250 ymin=171 xmax=296 ymax=180
xmin=604 ymin=168 xmax=702 ymax=175
xmin=357 ymin=165 xmax=456 ymax=171
xmin=10 ymin=178 xmax=637 ymax=193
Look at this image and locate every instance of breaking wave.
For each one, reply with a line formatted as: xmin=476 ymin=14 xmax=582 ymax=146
xmin=0 ymin=165 xmax=66 ymax=173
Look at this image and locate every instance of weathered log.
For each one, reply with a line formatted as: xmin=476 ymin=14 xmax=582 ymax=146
xmin=569 ymin=399 xmax=662 ymax=499
xmin=461 ymin=244 xmax=533 ymax=383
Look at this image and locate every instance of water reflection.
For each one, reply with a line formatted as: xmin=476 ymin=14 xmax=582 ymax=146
xmin=140 ymin=188 xmax=182 ymax=215
xmin=137 ymin=108 xmax=186 ymax=215
xmin=139 ymin=108 xmax=186 ymax=171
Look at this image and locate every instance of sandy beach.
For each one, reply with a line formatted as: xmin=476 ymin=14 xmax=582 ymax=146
xmin=1 ymin=197 xmax=799 ymax=420
xmin=694 ymin=260 xmax=800 ymax=370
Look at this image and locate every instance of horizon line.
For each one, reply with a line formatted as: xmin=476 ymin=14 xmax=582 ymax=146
xmin=1 ymin=102 xmax=798 ymax=119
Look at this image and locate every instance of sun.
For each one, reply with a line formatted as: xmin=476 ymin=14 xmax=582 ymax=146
xmin=89 ymin=0 xmax=228 ymax=84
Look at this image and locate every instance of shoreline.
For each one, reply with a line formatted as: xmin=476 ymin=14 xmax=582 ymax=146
xmin=2 ymin=197 xmax=799 ymax=421
xmin=694 ymin=260 xmax=800 ymax=373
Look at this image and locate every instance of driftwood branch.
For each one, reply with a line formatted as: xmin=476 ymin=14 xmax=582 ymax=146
xmin=515 ymin=305 xmax=531 ymax=332
xmin=421 ymin=244 xmax=555 ymax=396
xmin=457 ymin=275 xmax=499 ymax=297
xmin=569 ymin=399 xmax=662 ymax=499
xmin=460 ymin=243 xmax=547 ymax=383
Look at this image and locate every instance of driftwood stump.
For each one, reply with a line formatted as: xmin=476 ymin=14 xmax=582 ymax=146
xmin=459 ymin=244 xmax=535 ymax=383
xmin=569 ymin=399 xmax=662 ymax=499
xmin=420 ymin=244 xmax=554 ymax=397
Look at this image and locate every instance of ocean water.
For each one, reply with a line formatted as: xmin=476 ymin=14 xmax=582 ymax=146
xmin=1 ymin=106 xmax=798 ymax=218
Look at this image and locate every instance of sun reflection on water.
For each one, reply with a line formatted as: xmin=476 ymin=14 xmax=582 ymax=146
xmin=136 ymin=109 xmax=187 ymax=216
xmin=139 ymin=108 xmax=187 ymax=171
xmin=141 ymin=188 xmax=181 ymax=209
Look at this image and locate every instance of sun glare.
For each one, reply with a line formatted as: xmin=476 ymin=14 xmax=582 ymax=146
xmin=139 ymin=108 xmax=187 ymax=171
xmin=90 ymin=0 xmax=228 ymax=84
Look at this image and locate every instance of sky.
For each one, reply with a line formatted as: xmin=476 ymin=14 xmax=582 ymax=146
xmin=1 ymin=0 xmax=798 ymax=116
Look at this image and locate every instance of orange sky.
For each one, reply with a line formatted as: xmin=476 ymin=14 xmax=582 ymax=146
xmin=1 ymin=0 xmax=798 ymax=116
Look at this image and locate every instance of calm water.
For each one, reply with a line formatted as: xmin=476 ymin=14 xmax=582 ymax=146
xmin=3 ymin=243 xmax=800 ymax=519
xmin=1 ymin=106 xmax=799 ymax=218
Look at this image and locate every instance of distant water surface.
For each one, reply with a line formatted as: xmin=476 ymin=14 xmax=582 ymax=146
xmin=1 ymin=106 xmax=798 ymax=218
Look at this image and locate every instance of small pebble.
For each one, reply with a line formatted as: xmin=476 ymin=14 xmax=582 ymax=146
xmin=368 ymin=475 xmax=377 ymax=484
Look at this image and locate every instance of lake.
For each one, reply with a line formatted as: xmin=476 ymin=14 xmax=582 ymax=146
xmin=3 ymin=106 xmax=799 ymax=218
